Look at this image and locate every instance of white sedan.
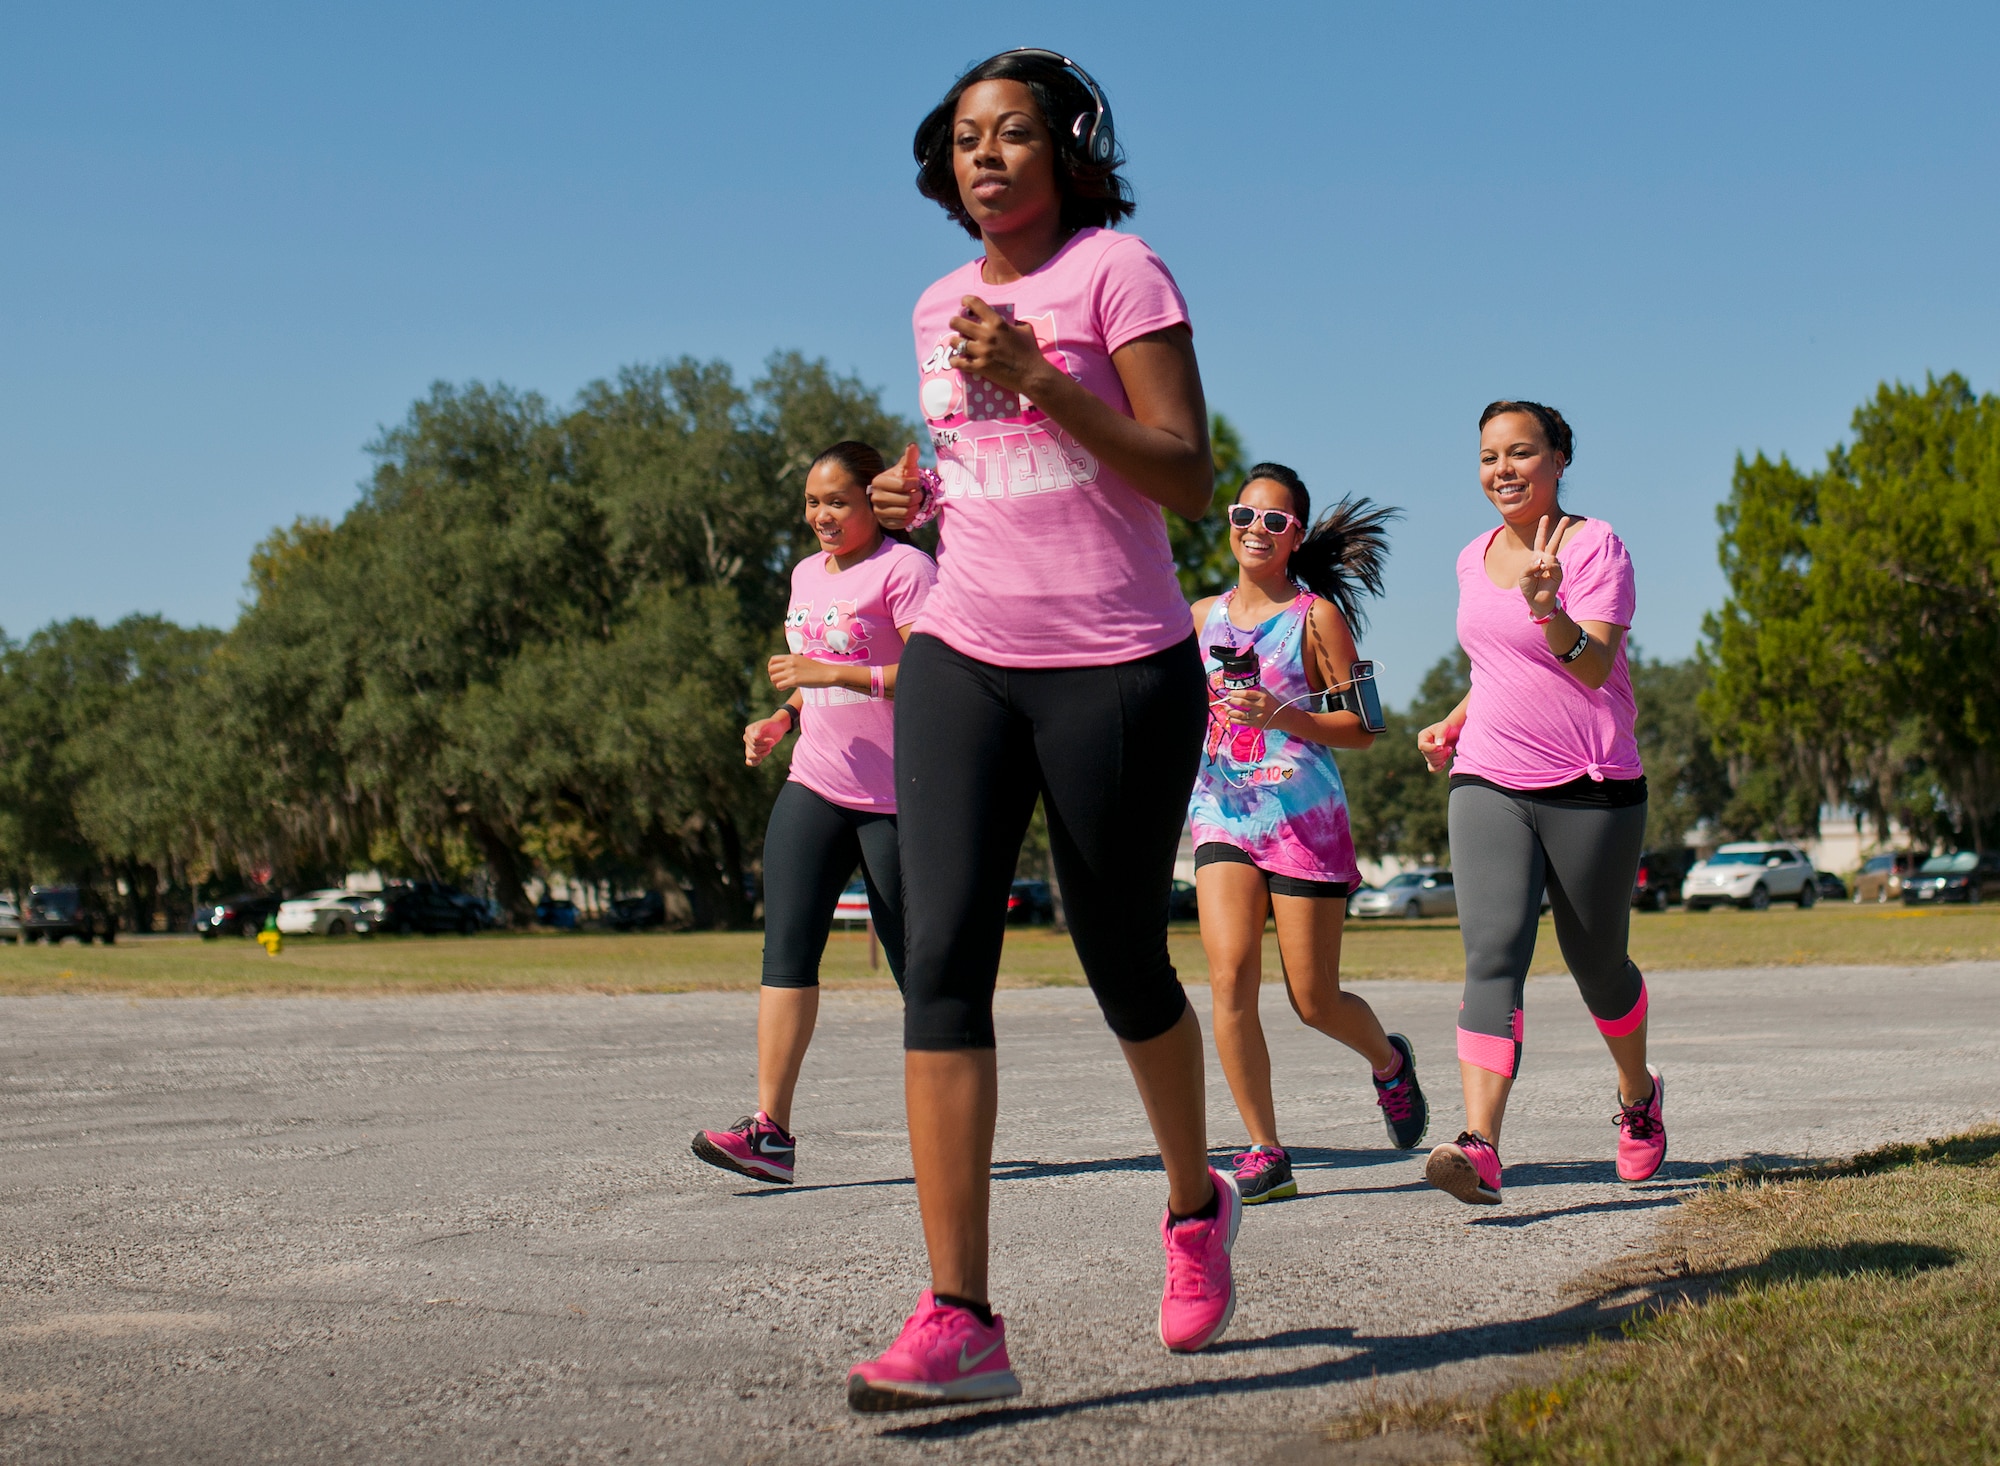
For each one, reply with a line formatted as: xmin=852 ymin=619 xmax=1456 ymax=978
xmin=275 ymin=890 xmax=374 ymax=937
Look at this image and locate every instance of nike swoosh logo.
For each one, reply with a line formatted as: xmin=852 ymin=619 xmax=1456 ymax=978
xmin=754 ymin=1136 xmax=790 ymax=1155
xmin=958 ymin=1339 xmax=1002 ymax=1372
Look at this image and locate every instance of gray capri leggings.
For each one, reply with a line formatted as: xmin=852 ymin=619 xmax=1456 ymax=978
xmin=1448 ymin=779 xmax=1649 ymax=1077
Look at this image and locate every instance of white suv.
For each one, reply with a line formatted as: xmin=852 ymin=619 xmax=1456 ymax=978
xmin=1682 ymin=843 xmax=1817 ymax=911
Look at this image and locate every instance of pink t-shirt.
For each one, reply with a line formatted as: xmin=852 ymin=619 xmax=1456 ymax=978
xmin=1450 ymin=518 xmax=1644 ymax=787
xmin=911 ymin=228 xmax=1193 ymax=668
xmin=784 ymin=538 xmax=936 ymax=812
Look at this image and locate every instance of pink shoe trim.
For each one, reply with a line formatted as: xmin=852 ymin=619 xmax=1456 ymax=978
xmin=1457 ymin=1026 xmax=1517 ymax=1077
xmin=1594 ymin=981 xmax=1649 ymax=1038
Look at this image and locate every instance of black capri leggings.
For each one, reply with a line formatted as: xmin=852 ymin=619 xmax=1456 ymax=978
xmin=895 ymin=632 xmax=1206 ymax=1051
xmin=760 ymin=779 xmax=906 ymax=991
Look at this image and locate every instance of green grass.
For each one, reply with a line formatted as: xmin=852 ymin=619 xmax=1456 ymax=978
xmin=0 ymin=903 xmax=1996 ymax=997
xmin=1336 ymin=1128 xmax=2000 ymax=1464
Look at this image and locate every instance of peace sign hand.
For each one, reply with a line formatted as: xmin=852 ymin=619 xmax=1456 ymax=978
xmin=1517 ymin=514 xmax=1578 ymax=619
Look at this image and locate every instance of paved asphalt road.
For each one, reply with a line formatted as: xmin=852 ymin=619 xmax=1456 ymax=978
xmin=4 ymin=963 xmax=1999 ymax=1465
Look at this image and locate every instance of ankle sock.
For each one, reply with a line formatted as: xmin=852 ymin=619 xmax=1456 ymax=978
xmin=933 ymin=1293 xmax=994 ymax=1327
xmin=1169 ymin=1186 xmax=1221 ymax=1225
xmin=1373 ymin=1047 xmax=1405 ymax=1082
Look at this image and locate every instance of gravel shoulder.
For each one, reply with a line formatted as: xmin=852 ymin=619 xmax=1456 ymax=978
xmin=4 ymin=964 xmax=1998 ymax=1464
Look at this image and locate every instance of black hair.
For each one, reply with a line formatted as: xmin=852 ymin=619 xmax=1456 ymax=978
xmin=914 ymin=52 xmax=1136 ymax=240
xmin=809 ymin=441 xmax=914 ymax=547
xmin=1478 ymin=400 xmax=1575 ymax=470
xmin=1236 ymin=462 xmax=1399 ymax=636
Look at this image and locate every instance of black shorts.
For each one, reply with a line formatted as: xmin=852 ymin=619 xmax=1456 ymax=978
xmin=896 ymin=633 xmax=1206 ymax=1050
xmin=1194 ymin=842 xmax=1352 ymax=900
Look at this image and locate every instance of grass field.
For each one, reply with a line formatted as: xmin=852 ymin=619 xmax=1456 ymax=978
xmin=1 ymin=902 xmax=1998 ymax=997
xmin=1346 ymin=1127 xmax=2000 ymax=1463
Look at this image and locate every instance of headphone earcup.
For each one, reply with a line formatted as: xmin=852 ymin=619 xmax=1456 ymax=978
xmin=1073 ymin=112 xmax=1115 ymax=167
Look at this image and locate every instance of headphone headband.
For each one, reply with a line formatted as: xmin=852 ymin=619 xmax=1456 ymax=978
xmin=986 ymin=47 xmax=1117 ymax=168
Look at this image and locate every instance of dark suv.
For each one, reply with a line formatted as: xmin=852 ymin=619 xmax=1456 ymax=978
xmin=1631 ymin=849 xmax=1693 ymax=911
xmin=1901 ymin=851 xmax=2000 ymax=906
xmin=194 ymin=890 xmax=285 ymax=938
xmin=23 ymin=886 xmax=116 ymax=944
xmin=364 ymin=881 xmax=482 ymax=935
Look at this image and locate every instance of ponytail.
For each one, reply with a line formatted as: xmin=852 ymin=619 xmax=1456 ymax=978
xmin=1238 ymin=461 xmax=1400 ymax=636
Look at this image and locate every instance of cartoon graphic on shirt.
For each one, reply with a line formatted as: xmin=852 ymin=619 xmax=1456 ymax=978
xmin=919 ymin=309 xmax=1103 ymax=503
xmin=818 ymin=601 xmax=869 ymax=661
xmin=784 ymin=605 xmax=811 ymax=654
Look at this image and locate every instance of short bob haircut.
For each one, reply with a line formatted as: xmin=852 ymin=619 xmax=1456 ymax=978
xmin=913 ymin=51 xmax=1137 ymax=240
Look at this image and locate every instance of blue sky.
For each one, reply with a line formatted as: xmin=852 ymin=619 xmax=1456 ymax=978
xmin=5 ymin=2 xmax=1997 ymax=703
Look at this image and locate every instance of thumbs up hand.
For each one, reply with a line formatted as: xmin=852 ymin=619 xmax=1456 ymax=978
xmin=870 ymin=443 xmax=924 ymax=530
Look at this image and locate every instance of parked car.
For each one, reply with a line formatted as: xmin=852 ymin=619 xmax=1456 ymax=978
xmin=605 ymin=892 xmax=667 ymax=931
xmin=1168 ymin=879 xmax=1198 ymax=922
xmin=1814 ymin=870 xmax=1849 ymax=902
xmin=1682 ymin=843 xmax=1816 ymax=910
xmin=194 ymin=890 xmax=285 ymax=938
xmin=275 ymin=889 xmax=374 ymax=937
xmin=1631 ymin=849 xmax=1694 ymax=911
xmin=1350 ymin=869 xmax=1455 ymax=920
xmin=833 ymin=881 xmax=872 ymax=925
xmin=0 ymin=896 xmax=20 ymax=943
xmin=1007 ymin=879 xmax=1055 ymax=925
xmin=365 ymin=882 xmax=482 ymax=935
xmin=1853 ymin=851 xmax=1923 ymax=904
xmin=1901 ymin=850 xmax=2000 ymax=906
xmin=534 ymin=897 xmax=579 ymax=929
xmin=23 ymin=885 xmax=116 ymax=944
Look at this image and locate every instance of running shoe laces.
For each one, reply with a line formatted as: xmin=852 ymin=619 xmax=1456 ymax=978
xmin=1376 ymin=1079 xmax=1416 ymax=1123
xmin=1615 ymin=1094 xmax=1659 ymax=1140
xmin=1231 ymin=1147 xmax=1284 ymax=1181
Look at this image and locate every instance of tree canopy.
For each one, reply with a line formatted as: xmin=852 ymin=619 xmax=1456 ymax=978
xmin=1703 ymin=374 xmax=2000 ymax=849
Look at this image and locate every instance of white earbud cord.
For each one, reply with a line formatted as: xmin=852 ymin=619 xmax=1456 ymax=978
xmin=1204 ymin=660 xmax=1390 ymax=792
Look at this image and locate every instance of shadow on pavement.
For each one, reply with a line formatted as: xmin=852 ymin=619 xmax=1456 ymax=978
xmin=876 ymin=1161 xmax=1930 ymax=1443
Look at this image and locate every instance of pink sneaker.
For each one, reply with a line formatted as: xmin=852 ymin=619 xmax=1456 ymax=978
xmin=1425 ymin=1131 xmax=1502 ymax=1205
xmin=1158 ymin=1167 xmax=1242 ymax=1353
xmin=691 ymin=1112 xmax=794 ymax=1185
xmin=846 ymin=1290 xmax=1021 ymax=1412
xmin=1615 ymin=1066 xmax=1667 ymax=1182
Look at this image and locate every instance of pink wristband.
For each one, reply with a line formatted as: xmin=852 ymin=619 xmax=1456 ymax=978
xmin=869 ymin=665 xmax=885 ymax=699
xmin=1530 ymin=594 xmax=1567 ymax=626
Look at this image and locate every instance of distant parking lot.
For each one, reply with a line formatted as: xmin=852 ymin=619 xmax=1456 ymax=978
xmin=1 ymin=904 xmax=1997 ymax=997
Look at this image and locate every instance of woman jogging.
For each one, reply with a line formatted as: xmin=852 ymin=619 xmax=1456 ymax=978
xmin=691 ymin=441 xmax=935 ymax=1186
xmin=1416 ymin=401 xmax=1665 ymax=1207
xmin=845 ymin=49 xmax=1230 ymax=1411
xmin=1189 ymin=465 xmax=1428 ymax=1205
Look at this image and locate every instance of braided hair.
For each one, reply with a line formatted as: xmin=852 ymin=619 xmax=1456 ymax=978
xmin=1238 ymin=462 xmax=1399 ymax=636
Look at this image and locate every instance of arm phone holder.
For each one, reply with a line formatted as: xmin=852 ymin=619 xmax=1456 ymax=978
xmin=1325 ymin=660 xmax=1387 ymax=734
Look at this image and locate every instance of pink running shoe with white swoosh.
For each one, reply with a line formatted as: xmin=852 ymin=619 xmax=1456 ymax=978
xmin=1158 ymin=1167 xmax=1242 ymax=1352
xmin=1615 ymin=1066 xmax=1667 ymax=1182
xmin=846 ymin=1291 xmax=1021 ymax=1412
xmin=691 ymin=1112 xmax=795 ymax=1185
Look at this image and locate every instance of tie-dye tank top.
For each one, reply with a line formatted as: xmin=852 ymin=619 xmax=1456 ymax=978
xmin=1186 ymin=589 xmax=1363 ymax=887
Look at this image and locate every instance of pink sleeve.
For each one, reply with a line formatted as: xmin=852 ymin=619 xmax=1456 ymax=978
xmin=882 ymin=550 xmax=937 ymax=627
xmin=1564 ymin=527 xmax=1636 ymax=628
xmin=1093 ymin=236 xmax=1192 ymax=354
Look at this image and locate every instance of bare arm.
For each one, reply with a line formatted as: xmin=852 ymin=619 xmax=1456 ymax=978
xmin=946 ymin=301 xmax=1212 ymax=520
xmin=1285 ymin=600 xmax=1375 ymax=749
xmin=767 ymin=624 xmax=917 ymax=699
xmin=1538 ymin=614 xmax=1626 ymax=692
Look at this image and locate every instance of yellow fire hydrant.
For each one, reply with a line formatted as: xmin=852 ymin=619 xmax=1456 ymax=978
xmin=257 ymin=914 xmax=283 ymax=955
